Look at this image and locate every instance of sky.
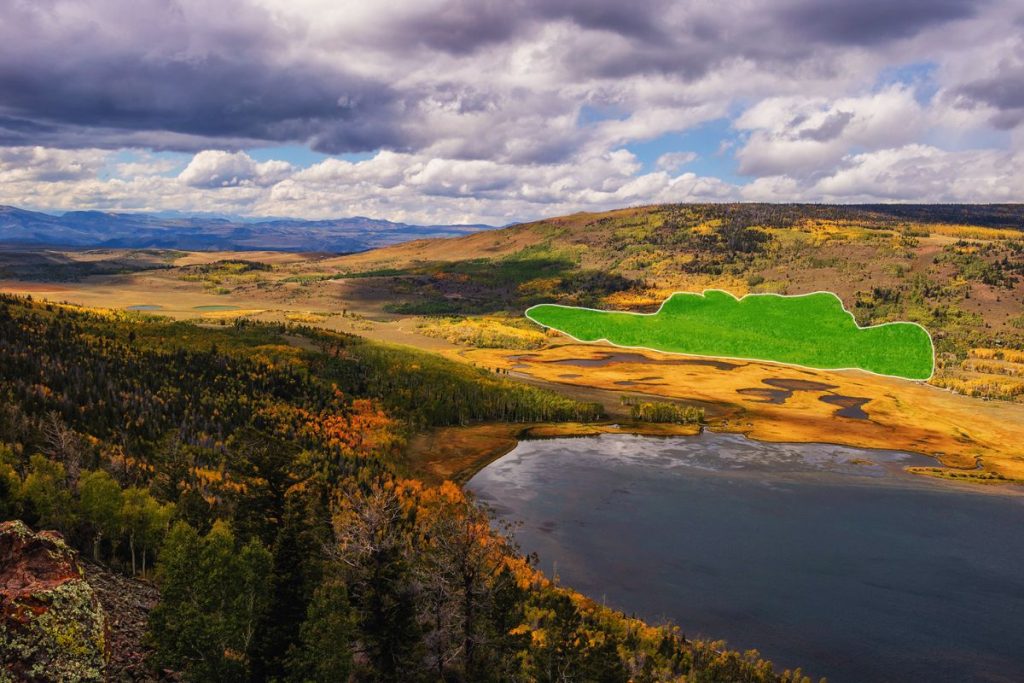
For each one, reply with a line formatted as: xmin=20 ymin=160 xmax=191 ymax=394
xmin=1 ymin=0 xmax=1023 ymax=225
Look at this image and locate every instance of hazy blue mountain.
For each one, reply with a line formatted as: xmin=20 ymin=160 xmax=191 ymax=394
xmin=0 ymin=206 xmax=492 ymax=253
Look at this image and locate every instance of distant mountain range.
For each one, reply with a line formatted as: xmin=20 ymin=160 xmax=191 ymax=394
xmin=0 ymin=206 xmax=494 ymax=253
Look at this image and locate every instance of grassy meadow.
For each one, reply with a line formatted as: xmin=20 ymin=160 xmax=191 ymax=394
xmin=527 ymin=290 xmax=935 ymax=380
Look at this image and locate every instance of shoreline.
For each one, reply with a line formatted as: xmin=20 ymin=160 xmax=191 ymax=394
xmin=405 ymin=420 xmax=702 ymax=486
xmin=408 ymin=419 xmax=1024 ymax=495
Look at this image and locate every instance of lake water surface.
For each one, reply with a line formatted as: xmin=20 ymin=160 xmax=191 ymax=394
xmin=467 ymin=432 xmax=1024 ymax=682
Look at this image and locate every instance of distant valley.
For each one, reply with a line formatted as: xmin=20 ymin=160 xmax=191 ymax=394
xmin=0 ymin=205 xmax=492 ymax=253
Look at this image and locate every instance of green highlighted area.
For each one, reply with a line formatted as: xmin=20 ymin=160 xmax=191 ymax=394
xmin=526 ymin=290 xmax=934 ymax=380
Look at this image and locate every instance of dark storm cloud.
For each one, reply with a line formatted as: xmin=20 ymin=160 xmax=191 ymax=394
xmin=377 ymin=1 xmax=527 ymax=56
xmin=798 ymin=110 xmax=854 ymax=142
xmin=0 ymin=0 xmax=998 ymax=156
xmin=552 ymin=0 xmax=979 ymax=81
xmin=955 ymin=61 xmax=1024 ymax=129
xmin=959 ymin=70 xmax=1024 ymax=110
xmin=0 ymin=57 xmax=403 ymax=149
xmin=374 ymin=0 xmax=671 ymax=55
xmin=0 ymin=0 xmax=412 ymax=153
xmin=779 ymin=0 xmax=981 ymax=46
xmin=536 ymin=0 xmax=671 ymax=41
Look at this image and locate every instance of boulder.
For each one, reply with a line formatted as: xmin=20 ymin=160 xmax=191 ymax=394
xmin=0 ymin=520 xmax=107 ymax=682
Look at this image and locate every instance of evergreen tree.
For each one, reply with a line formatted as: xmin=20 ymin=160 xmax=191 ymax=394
xmin=0 ymin=444 xmax=21 ymax=519
xmin=149 ymin=520 xmax=273 ymax=681
xmin=333 ymin=481 xmax=424 ymax=681
xmin=252 ymin=491 xmax=327 ymax=681
xmin=287 ymin=577 xmax=355 ymax=682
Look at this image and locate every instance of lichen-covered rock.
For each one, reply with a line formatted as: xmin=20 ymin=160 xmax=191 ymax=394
xmin=0 ymin=520 xmax=107 ymax=682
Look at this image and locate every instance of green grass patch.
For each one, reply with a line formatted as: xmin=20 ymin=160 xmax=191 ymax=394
xmin=526 ymin=290 xmax=934 ymax=380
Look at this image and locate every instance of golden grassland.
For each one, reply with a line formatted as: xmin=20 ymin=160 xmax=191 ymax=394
xmin=404 ymin=423 xmax=524 ymax=486
xmin=450 ymin=341 xmax=1024 ymax=482
xmin=416 ymin=316 xmax=549 ymax=350
xmin=5 ymin=264 xmax=1024 ymax=485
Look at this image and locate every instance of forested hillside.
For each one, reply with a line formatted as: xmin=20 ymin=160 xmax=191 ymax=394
xmin=0 ymin=295 xmax=815 ymax=682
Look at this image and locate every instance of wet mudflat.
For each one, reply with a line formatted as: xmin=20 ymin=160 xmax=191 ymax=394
xmin=468 ymin=432 xmax=1024 ymax=683
xmin=510 ymin=352 xmax=741 ymax=370
xmin=737 ymin=378 xmax=872 ymax=419
xmin=818 ymin=394 xmax=871 ymax=419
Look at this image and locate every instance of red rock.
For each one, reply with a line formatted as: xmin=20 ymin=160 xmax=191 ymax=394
xmin=0 ymin=520 xmax=108 ymax=682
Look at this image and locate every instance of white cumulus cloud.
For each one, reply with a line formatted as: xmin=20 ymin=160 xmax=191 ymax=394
xmin=178 ymin=151 xmax=294 ymax=189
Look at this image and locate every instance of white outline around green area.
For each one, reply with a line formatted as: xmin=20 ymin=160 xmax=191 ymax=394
xmin=525 ymin=289 xmax=936 ymax=382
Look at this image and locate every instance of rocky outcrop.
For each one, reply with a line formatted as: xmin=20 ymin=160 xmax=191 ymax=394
xmin=0 ymin=520 xmax=107 ymax=682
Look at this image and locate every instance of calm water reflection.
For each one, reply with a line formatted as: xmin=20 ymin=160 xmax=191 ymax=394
xmin=467 ymin=432 xmax=1024 ymax=683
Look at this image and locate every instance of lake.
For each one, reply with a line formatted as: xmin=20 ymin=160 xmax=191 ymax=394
xmin=466 ymin=432 xmax=1024 ymax=682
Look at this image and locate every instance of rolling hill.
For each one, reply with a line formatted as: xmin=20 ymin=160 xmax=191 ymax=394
xmin=323 ymin=203 xmax=1024 ymax=270
xmin=309 ymin=203 xmax=1023 ymax=399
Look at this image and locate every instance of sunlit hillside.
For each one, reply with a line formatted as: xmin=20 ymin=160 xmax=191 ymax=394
xmin=291 ymin=204 xmax=1024 ymax=401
